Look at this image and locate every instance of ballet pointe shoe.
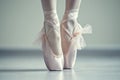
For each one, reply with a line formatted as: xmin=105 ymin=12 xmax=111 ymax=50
xmin=61 ymin=10 xmax=92 ymax=69
xmin=35 ymin=11 xmax=64 ymax=71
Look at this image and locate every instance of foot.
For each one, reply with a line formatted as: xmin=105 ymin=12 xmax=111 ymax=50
xmin=37 ymin=11 xmax=64 ymax=71
xmin=61 ymin=10 xmax=92 ymax=69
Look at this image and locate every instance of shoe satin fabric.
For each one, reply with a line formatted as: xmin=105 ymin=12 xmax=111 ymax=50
xmin=61 ymin=10 xmax=92 ymax=68
xmin=34 ymin=11 xmax=64 ymax=71
xmin=33 ymin=10 xmax=92 ymax=70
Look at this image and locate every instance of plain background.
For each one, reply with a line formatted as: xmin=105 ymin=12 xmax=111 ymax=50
xmin=0 ymin=0 xmax=120 ymax=49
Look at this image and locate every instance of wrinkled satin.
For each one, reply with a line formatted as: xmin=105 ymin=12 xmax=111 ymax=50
xmin=33 ymin=10 xmax=92 ymax=69
xmin=33 ymin=11 xmax=64 ymax=70
xmin=61 ymin=10 xmax=92 ymax=68
xmin=61 ymin=22 xmax=92 ymax=68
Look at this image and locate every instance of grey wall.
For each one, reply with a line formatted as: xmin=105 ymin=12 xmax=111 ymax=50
xmin=0 ymin=0 xmax=120 ymax=49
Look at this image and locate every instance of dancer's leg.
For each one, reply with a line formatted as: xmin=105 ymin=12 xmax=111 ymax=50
xmin=61 ymin=0 xmax=82 ymax=69
xmin=41 ymin=0 xmax=63 ymax=56
xmin=65 ymin=0 xmax=81 ymax=11
xmin=41 ymin=0 xmax=56 ymax=11
xmin=61 ymin=0 xmax=92 ymax=69
xmin=62 ymin=0 xmax=82 ymax=55
xmin=41 ymin=0 xmax=63 ymax=70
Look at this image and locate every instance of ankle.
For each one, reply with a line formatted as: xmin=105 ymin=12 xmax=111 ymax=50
xmin=63 ymin=9 xmax=79 ymax=21
xmin=44 ymin=10 xmax=59 ymax=25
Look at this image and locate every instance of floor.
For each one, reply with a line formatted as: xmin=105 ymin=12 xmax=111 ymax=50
xmin=0 ymin=48 xmax=120 ymax=80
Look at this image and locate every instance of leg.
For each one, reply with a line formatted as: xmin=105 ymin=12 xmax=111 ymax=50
xmin=61 ymin=0 xmax=91 ymax=69
xmin=63 ymin=0 xmax=82 ymax=35
xmin=65 ymin=0 xmax=81 ymax=11
xmin=41 ymin=0 xmax=57 ymax=20
xmin=40 ymin=0 xmax=64 ymax=71
xmin=41 ymin=0 xmax=56 ymax=11
xmin=61 ymin=0 xmax=82 ymax=69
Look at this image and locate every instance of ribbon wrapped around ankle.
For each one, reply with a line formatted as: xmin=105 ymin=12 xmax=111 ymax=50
xmin=74 ymin=24 xmax=92 ymax=50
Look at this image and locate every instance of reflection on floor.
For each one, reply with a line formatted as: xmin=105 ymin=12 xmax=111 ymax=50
xmin=0 ymin=48 xmax=120 ymax=80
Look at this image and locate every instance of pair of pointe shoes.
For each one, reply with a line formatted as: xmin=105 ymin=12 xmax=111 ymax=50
xmin=35 ymin=12 xmax=92 ymax=71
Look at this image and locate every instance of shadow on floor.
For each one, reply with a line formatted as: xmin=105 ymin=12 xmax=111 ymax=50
xmin=0 ymin=69 xmax=48 ymax=72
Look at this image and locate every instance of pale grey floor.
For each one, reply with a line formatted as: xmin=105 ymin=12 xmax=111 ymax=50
xmin=0 ymin=49 xmax=120 ymax=80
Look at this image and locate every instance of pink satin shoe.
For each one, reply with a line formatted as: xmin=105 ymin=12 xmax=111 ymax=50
xmin=34 ymin=11 xmax=64 ymax=71
xmin=61 ymin=10 xmax=92 ymax=69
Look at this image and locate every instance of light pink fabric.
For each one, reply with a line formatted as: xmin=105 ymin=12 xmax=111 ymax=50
xmin=34 ymin=11 xmax=64 ymax=71
xmin=33 ymin=10 xmax=92 ymax=70
xmin=61 ymin=10 xmax=92 ymax=68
